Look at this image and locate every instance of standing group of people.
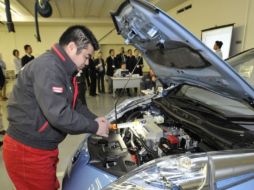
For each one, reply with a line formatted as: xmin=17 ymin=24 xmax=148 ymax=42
xmin=13 ymin=44 xmax=35 ymax=76
xmin=0 ymin=44 xmax=34 ymax=101
xmin=105 ymin=47 xmax=144 ymax=94
xmin=76 ymin=47 xmax=144 ymax=100
xmin=76 ymin=51 xmax=106 ymax=105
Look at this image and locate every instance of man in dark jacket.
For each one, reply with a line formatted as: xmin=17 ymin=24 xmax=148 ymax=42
xmin=116 ymin=47 xmax=126 ymax=69
xmin=76 ymin=67 xmax=87 ymax=105
xmin=89 ymin=58 xmax=97 ymax=96
xmin=133 ymin=49 xmax=144 ymax=76
xmin=21 ymin=44 xmax=34 ymax=67
xmin=95 ymin=51 xmax=105 ymax=93
xmin=3 ymin=25 xmax=109 ymax=190
xmin=106 ymin=49 xmax=116 ymax=93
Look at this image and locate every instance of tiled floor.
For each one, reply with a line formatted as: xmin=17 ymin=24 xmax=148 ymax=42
xmin=0 ymin=79 xmax=128 ymax=190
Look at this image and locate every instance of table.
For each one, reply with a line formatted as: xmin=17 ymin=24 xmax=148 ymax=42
xmin=111 ymin=76 xmax=142 ymax=97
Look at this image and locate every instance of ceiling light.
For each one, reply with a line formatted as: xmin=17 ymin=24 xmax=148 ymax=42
xmin=0 ymin=1 xmax=22 ymax=18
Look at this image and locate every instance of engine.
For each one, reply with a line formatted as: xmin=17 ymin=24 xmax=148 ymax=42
xmin=87 ymin=106 xmax=200 ymax=177
xmin=118 ymin=111 xmax=199 ymax=165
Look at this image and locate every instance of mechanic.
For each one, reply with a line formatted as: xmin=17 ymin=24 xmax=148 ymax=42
xmin=2 ymin=25 xmax=110 ymax=190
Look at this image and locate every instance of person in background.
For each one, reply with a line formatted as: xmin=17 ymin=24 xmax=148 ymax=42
xmin=126 ymin=49 xmax=136 ymax=96
xmin=13 ymin=49 xmax=22 ymax=77
xmin=106 ymin=49 xmax=116 ymax=94
xmin=76 ymin=68 xmax=87 ymax=105
xmin=126 ymin=49 xmax=135 ymax=74
xmin=140 ymin=68 xmax=157 ymax=91
xmin=0 ymin=53 xmax=7 ymax=100
xmin=21 ymin=44 xmax=34 ymax=67
xmin=116 ymin=46 xmax=126 ymax=69
xmin=134 ymin=49 xmax=144 ymax=76
xmin=114 ymin=63 xmax=131 ymax=96
xmin=95 ymin=51 xmax=105 ymax=93
xmin=213 ymin=41 xmax=223 ymax=59
xmin=89 ymin=57 xmax=97 ymax=96
xmin=113 ymin=62 xmax=129 ymax=77
xmin=3 ymin=25 xmax=109 ymax=190
xmin=84 ymin=65 xmax=90 ymax=88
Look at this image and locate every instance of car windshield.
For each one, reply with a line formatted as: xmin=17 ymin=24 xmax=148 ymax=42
xmin=227 ymin=49 xmax=254 ymax=88
xmin=176 ymin=85 xmax=254 ymax=117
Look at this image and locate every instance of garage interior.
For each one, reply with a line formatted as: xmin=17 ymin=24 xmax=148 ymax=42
xmin=0 ymin=0 xmax=254 ymax=189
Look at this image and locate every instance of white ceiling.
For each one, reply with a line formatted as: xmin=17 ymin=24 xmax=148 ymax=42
xmin=0 ymin=0 xmax=187 ymax=23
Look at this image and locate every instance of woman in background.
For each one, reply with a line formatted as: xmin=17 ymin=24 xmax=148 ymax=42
xmin=13 ymin=49 xmax=22 ymax=77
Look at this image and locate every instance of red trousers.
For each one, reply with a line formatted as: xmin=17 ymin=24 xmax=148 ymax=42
xmin=3 ymin=135 xmax=60 ymax=190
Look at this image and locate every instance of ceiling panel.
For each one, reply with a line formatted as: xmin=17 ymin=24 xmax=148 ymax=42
xmin=16 ymin=0 xmax=34 ymax=15
xmin=74 ymin=0 xmax=86 ymax=18
xmin=87 ymin=0 xmax=105 ymax=17
xmin=10 ymin=0 xmax=187 ymax=22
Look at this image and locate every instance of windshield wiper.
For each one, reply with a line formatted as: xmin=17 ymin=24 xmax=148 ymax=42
xmin=166 ymin=96 xmax=245 ymax=134
xmin=169 ymin=96 xmax=226 ymax=119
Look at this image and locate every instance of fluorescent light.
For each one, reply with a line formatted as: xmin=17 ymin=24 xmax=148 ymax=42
xmin=0 ymin=1 xmax=22 ymax=18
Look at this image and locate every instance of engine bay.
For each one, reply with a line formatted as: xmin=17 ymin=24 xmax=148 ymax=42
xmin=88 ymin=104 xmax=201 ymax=177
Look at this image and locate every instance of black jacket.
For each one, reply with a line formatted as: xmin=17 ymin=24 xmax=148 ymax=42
xmin=7 ymin=44 xmax=98 ymax=150
xmin=94 ymin=58 xmax=105 ymax=74
xmin=21 ymin=54 xmax=34 ymax=67
xmin=126 ymin=55 xmax=135 ymax=73
xmin=116 ymin=53 xmax=127 ymax=69
xmin=106 ymin=56 xmax=116 ymax=76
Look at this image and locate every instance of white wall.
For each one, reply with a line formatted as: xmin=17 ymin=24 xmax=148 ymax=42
xmin=243 ymin=0 xmax=254 ymax=50
xmin=167 ymin=0 xmax=254 ymax=55
xmin=0 ymin=23 xmax=125 ymax=70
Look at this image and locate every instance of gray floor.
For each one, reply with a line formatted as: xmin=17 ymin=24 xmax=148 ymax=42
xmin=0 ymin=79 xmax=127 ymax=190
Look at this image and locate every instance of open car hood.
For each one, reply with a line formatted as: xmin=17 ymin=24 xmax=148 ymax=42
xmin=111 ymin=0 xmax=254 ymax=106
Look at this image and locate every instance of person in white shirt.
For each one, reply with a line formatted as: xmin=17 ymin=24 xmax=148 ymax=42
xmin=13 ymin=49 xmax=22 ymax=77
xmin=113 ymin=63 xmax=131 ymax=96
xmin=114 ymin=62 xmax=129 ymax=77
xmin=213 ymin=41 xmax=223 ymax=59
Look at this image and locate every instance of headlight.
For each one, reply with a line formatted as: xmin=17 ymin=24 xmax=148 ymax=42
xmin=103 ymin=153 xmax=208 ymax=190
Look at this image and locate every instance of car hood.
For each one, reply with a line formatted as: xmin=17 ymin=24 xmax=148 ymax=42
xmin=111 ymin=0 xmax=254 ymax=106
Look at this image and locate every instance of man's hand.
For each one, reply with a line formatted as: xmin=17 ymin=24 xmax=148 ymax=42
xmin=95 ymin=117 xmax=110 ymax=138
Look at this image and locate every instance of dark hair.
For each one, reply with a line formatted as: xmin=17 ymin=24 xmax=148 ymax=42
xmin=127 ymin=49 xmax=132 ymax=53
xmin=59 ymin=25 xmax=99 ymax=54
xmin=13 ymin=49 xmax=19 ymax=56
xmin=24 ymin=44 xmax=31 ymax=51
xmin=215 ymin=41 xmax=223 ymax=49
xmin=109 ymin=49 xmax=114 ymax=54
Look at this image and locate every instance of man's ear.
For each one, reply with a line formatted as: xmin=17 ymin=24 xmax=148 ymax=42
xmin=66 ymin=42 xmax=77 ymax=56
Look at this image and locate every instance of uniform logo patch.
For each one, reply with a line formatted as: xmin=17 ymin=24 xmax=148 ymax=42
xmin=52 ymin=86 xmax=64 ymax=93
